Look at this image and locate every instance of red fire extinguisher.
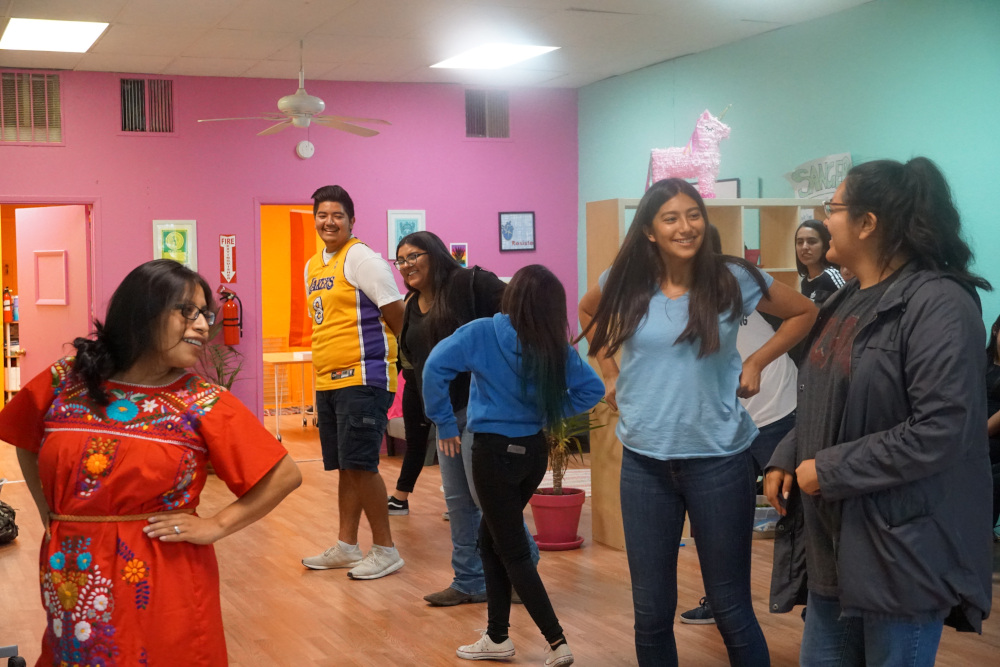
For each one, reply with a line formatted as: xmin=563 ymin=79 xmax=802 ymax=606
xmin=218 ymin=286 xmax=242 ymax=346
xmin=2 ymin=287 xmax=12 ymax=324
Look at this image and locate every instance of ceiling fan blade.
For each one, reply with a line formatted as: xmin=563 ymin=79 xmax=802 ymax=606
xmin=312 ymin=117 xmax=381 ymax=137
xmin=323 ymin=114 xmax=391 ymax=126
xmin=257 ymin=120 xmax=293 ymax=136
xmin=198 ymin=116 xmax=275 ymax=123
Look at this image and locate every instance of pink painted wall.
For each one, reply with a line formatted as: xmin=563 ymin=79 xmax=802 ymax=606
xmin=0 ymin=71 xmax=579 ymax=416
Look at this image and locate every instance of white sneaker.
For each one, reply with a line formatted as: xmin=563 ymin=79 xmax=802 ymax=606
xmin=347 ymin=544 xmax=404 ymax=580
xmin=456 ymin=631 xmax=515 ymax=660
xmin=544 ymin=642 xmax=574 ymax=666
xmin=301 ymin=541 xmax=363 ymax=570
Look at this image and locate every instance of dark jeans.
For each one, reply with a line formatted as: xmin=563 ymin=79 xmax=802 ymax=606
xmin=747 ymin=411 xmax=796 ymax=490
xmin=472 ymin=431 xmax=563 ymax=644
xmin=989 ymin=437 xmax=1000 ymax=528
xmin=800 ymin=592 xmax=944 ymax=667
xmin=394 ymin=369 xmax=432 ymax=493
xmin=621 ymin=447 xmax=769 ymax=667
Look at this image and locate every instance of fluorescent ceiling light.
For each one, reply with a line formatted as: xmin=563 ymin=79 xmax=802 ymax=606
xmin=432 ymin=43 xmax=559 ymax=69
xmin=0 ymin=18 xmax=109 ymax=53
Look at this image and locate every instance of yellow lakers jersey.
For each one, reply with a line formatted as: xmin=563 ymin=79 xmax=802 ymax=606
xmin=305 ymin=238 xmax=398 ymax=392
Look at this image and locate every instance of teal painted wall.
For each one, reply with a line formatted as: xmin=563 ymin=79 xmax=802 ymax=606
xmin=578 ymin=0 xmax=1000 ymax=325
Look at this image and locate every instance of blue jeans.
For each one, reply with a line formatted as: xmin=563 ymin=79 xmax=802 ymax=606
xmin=438 ymin=410 xmax=539 ymax=595
xmin=620 ymin=447 xmax=769 ymax=667
xmin=801 ymin=592 xmax=944 ymax=667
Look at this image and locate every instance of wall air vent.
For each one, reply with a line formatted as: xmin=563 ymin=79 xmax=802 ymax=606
xmin=465 ymin=89 xmax=509 ymax=139
xmin=121 ymin=78 xmax=174 ymax=133
xmin=0 ymin=71 xmax=62 ymax=143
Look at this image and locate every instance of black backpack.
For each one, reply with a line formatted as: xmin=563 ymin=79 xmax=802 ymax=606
xmin=0 ymin=498 xmax=17 ymax=544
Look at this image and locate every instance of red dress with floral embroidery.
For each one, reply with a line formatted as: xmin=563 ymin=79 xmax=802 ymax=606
xmin=0 ymin=359 xmax=288 ymax=666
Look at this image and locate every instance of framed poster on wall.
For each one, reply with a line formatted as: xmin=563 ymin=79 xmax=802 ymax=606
xmin=498 ymin=211 xmax=535 ymax=251
xmin=387 ymin=210 xmax=426 ymax=256
xmin=153 ymin=220 xmax=197 ymax=270
xmin=450 ymin=242 xmax=468 ymax=267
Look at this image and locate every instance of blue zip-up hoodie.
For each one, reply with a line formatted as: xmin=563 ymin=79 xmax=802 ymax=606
xmin=422 ymin=313 xmax=604 ymax=439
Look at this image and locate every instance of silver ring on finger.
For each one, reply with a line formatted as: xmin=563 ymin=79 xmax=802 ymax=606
xmin=173 ymin=525 xmax=181 ymax=535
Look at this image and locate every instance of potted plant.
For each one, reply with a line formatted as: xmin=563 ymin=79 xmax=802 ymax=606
xmin=529 ymin=407 xmax=601 ymax=551
xmin=196 ymin=340 xmax=244 ymax=390
xmin=196 ymin=321 xmax=244 ymax=390
xmin=196 ymin=324 xmax=244 ymax=476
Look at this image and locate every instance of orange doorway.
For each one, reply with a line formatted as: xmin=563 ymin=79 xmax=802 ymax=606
xmin=259 ymin=205 xmax=320 ymax=431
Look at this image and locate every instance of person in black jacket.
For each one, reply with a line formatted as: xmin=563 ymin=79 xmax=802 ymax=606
xmin=766 ymin=157 xmax=992 ymax=666
xmin=390 ymin=231 xmax=538 ymax=607
xmin=986 ymin=312 xmax=1000 ymax=534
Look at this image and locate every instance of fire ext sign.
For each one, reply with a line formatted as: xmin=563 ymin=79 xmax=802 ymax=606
xmin=220 ymin=235 xmax=237 ymax=283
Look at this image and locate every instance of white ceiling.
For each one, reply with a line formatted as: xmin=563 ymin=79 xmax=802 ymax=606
xmin=0 ymin=0 xmax=872 ymax=88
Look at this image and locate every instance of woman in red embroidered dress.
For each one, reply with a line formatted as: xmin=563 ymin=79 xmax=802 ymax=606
xmin=0 ymin=260 xmax=302 ymax=666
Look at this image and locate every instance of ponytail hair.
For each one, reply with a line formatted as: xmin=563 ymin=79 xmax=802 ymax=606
xmin=501 ymin=265 xmax=569 ymax=429
xmin=843 ymin=157 xmax=991 ymax=292
xmin=73 ymin=259 xmax=214 ymax=404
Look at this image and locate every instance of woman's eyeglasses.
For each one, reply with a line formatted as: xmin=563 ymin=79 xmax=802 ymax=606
xmin=393 ymin=252 xmax=428 ymax=269
xmin=175 ymin=303 xmax=216 ymax=326
xmin=823 ymin=200 xmax=850 ymax=216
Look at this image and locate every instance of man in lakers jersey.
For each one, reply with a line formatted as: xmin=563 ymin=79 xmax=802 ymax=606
xmin=301 ymin=185 xmax=406 ymax=580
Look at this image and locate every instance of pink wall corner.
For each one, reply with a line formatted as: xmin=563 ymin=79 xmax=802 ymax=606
xmin=0 ymin=71 xmax=579 ymax=418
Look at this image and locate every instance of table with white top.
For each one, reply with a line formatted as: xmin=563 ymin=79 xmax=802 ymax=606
xmin=262 ymin=351 xmax=316 ymax=442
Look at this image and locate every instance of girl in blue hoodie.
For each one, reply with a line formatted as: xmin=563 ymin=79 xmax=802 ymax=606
xmin=423 ymin=264 xmax=604 ymax=667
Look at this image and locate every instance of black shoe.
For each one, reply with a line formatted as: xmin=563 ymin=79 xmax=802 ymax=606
xmin=679 ymin=597 xmax=715 ymax=625
xmin=387 ymin=496 xmax=409 ymax=516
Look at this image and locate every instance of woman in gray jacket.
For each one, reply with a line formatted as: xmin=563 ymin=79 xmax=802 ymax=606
xmin=765 ymin=157 xmax=992 ymax=666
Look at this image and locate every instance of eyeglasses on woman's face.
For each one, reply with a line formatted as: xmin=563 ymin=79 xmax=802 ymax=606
xmin=393 ymin=252 xmax=428 ymax=269
xmin=823 ymin=200 xmax=850 ymax=217
xmin=174 ymin=303 xmax=216 ymax=326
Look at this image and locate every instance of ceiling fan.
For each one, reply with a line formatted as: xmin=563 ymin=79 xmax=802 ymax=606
xmin=197 ymin=41 xmax=390 ymax=137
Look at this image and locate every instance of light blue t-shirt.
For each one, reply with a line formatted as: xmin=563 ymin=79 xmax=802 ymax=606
xmin=601 ymin=263 xmax=773 ymax=460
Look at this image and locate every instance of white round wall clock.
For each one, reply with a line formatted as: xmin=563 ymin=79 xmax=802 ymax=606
xmin=295 ymin=140 xmax=315 ymax=159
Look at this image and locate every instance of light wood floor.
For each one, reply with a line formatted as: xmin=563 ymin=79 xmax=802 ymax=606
xmin=2 ymin=414 xmax=998 ymax=666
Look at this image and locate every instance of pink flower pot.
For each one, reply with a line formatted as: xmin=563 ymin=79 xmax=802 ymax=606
xmin=529 ymin=487 xmax=585 ymax=550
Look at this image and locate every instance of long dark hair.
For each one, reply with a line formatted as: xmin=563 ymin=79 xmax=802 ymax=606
xmin=502 ymin=265 xmax=569 ymax=429
xmin=795 ymin=219 xmax=835 ymax=277
xmin=988 ymin=312 xmax=1000 ymax=365
xmin=584 ymin=178 xmax=768 ymax=358
xmin=72 ymin=259 xmax=214 ymax=404
xmin=843 ymin=157 xmax=991 ymax=292
xmin=396 ymin=231 xmax=463 ymax=344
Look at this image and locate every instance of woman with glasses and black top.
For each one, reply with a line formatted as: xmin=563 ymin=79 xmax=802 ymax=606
xmin=0 ymin=259 xmax=301 ymax=665
xmin=766 ymin=158 xmax=993 ymax=665
xmin=390 ymin=231 xmax=539 ymax=608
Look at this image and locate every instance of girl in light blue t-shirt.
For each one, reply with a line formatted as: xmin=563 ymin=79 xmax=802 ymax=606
xmin=579 ymin=178 xmax=816 ymax=667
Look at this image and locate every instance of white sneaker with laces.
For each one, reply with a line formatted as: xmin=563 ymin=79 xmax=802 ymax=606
xmin=347 ymin=544 xmax=404 ymax=580
xmin=301 ymin=541 xmax=363 ymax=570
xmin=456 ymin=631 xmax=515 ymax=660
xmin=544 ymin=642 xmax=574 ymax=666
